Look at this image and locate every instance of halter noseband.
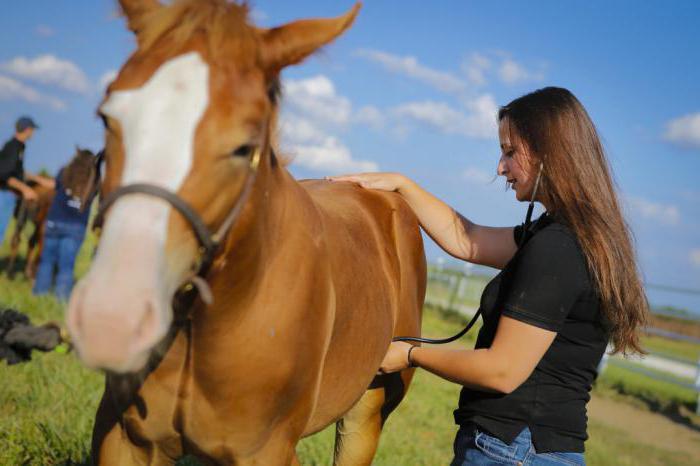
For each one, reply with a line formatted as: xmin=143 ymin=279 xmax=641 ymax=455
xmin=93 ymin=147 xmax=263 ymax=298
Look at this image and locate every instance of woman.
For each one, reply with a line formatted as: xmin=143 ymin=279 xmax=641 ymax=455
xmin=329 ymin=87 xmax=648 ymax=465
xmin=33 ymin=147 xmax=98 ymax=300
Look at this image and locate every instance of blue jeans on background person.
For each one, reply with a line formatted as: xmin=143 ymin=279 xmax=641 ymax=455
xmin=451 ymin=425 xmax=586 ymax=466
xmin=33 ymin=221 xmax=86 ymax=301
xmin=0 ymin=189 xmax=17 ymax=248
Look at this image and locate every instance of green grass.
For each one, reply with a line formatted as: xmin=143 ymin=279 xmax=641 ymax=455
xmin=1 ymin=285 xmax=697 ymax=465
xmin=595 ymin=364 xmax=698 ymax=416
xmin=585 ymin=419 xmax=695 ymax=466
xmin=1 ymin=235 xmax=699 ymax=464
xmin=642 ymin=334 xmax=700 ymax=363
xmin=0 ymin=275 xmax=102 ymax=466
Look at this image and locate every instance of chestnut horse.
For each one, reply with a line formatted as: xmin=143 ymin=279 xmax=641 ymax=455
xmin=5 ymin=182 xmax=54 ymax=279
xmin=66 ymin=1 xmax=426 ymax=465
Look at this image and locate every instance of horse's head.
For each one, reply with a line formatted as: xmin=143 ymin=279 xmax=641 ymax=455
xmin=67 ymin=0 xmax=360 ymax=373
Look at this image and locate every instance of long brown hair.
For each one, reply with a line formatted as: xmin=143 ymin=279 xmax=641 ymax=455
xmin=499 ymin=87 xmax=648 ymax=355
xmin=60 ymin=147 xmax=97 ymax=212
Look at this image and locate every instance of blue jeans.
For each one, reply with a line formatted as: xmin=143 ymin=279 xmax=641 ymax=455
xmin=0 ymin=189 xmax=17 ymax=247
xmin=451 ymin=426 xmax=585 ymax=466
xmin=33 ymin=221 xmax=86 ymax=301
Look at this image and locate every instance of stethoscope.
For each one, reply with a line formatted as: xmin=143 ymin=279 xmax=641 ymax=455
xmin=393 ymin=162 xmax=545 ymax=344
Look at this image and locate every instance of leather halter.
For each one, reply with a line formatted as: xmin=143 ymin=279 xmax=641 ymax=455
xmin=93 ymin=147 xmax=263 ymax=299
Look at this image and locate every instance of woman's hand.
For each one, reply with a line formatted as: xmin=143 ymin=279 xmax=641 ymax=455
xmin=326 ymin=172 xmax=408 ymax=193
xmin=378 ymin=341 xmax=415 ymax=373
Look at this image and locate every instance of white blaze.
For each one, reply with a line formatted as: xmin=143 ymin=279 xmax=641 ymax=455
xmin=93 ymin=52 xmax=209 ymax=297
xmin=101 ymin=51 xmax=209 ymax=194
xmin=67 ymin=53 xmax=210 ymax=370
xmin=100 ymin=52 xmax=209 ymax=276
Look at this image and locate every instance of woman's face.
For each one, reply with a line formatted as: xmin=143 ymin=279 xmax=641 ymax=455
xmin=497 ymin=117 xmax=537 ymax=202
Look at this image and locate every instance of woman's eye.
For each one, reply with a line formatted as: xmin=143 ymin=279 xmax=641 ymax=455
xmin=231 ymin=145 xmax=254 ymax=158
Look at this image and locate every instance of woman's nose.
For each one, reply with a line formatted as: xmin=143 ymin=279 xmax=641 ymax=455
xmin=497 ymin=156 xmax=508 ymax=176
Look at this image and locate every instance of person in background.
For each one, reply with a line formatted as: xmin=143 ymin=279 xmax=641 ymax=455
xmin=0 ymin=116 xmax=54 ymax=247
xmin=33 ymin=147 xmax=98 ymax=300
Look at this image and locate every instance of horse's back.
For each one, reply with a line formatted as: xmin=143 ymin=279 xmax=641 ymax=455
xmin=299 ymin=179 xmax=426 ymax=433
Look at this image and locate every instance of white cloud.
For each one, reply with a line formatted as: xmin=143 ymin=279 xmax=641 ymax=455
xmin=355 ymin=49 xmax=465 ymax=94
xmin=0 ymin=74 xmax=65 ymax=110
xmin=691 ymin=249 xmax=700 ymax=268
xmin=280 ymin=117 xmax=327 ymax=146
xmin=498 ymin=58 xmax=543 ymax=85
xmin=98 ymin=70 xmax=118 ymax=90
xmin=284 ymin=75 xmax=352 ymax=125
xmin=280 ymin=75 xmax=378 ymax=174
xmin=35 ymin=25 xmax=55 ymax=37
xmin=287 ymin=137 xmax=378 ymax=174
xmin=392 ymin=94 xmax=497 ymax=140
xmin=1 ymin=54 xmax=90 ymax=94
xmin=681 ymin=190 xmax=700 ymax=203
xmin=461 ymin=53 xmax=491 ymax=86
xmin=250 ymin=8 xmax=268 ymax=23
xmin=664 ymin=112 xmax=700 ymax=149
xmin=464 ymin=94 xmax=499 ymax=138
xmin=625 ymin=196 xmax=680 ymax=226
xmin=353 ymin=105 xmax=384 ymax=129
xmin=463 ymin=167 xmax=495 ymax=184
xmin=281 ymin=117 xmax=377 ymax=173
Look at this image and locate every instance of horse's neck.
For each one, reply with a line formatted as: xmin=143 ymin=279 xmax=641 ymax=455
xmin=208 ymin=162 xmax=320 ymax=299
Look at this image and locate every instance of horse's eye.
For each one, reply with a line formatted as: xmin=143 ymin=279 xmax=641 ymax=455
xmin=231 ymin=145 xmax=254 ymax=158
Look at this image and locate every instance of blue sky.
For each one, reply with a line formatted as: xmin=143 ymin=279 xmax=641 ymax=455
xmin=1 ymin=1 xmax=699 ymax=312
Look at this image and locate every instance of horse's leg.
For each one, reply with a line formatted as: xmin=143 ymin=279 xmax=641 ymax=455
xmin=333 ymin=370 xmax=414 ymax=466
xmin=24 ymin=235 xmax=36 ymax=278
xmin=5 ymin=223 xmax=21 ymax=278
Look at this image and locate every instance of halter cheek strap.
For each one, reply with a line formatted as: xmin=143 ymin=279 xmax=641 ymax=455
xmin=92 ymin=146 xmax=263 ymax=305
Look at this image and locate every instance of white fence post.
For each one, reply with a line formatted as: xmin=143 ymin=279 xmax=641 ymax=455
xmin=597 ymin=344 xmax=613 ymax=375
xmin=695 ymin=354 xmax=700 ymax=416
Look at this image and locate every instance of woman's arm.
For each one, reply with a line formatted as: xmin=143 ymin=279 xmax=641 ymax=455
xmin=380 ymin=316 xmax=556 ymax=394
xmin=328 ymin=173 xmax=517 ymax=269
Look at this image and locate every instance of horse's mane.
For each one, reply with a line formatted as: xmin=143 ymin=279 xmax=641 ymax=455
xmin=134 ymin=0 xmax=258 ymax=67
xmin=132 ymin=0 xmax=290 ymax=165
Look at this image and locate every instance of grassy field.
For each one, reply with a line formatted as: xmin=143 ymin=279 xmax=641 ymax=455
xmin=1 ymin=231 xmax=698 ymax=464
xmin=1 ymin=273 xmax=697 ymax=465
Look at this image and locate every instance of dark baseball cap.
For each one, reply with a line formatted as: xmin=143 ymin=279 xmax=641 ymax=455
xmin=15 ymin=116 xmax=39 ymax=132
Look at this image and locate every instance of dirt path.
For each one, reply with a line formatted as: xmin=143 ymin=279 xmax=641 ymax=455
xmin=588 ymin=394 xmax=700 ymax=460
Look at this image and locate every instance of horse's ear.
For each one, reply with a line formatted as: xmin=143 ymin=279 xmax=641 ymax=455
xmin=119 ymin=0 xmax=162 ymax=39
xmin=259 ymin=3 xmax=361 ymax=73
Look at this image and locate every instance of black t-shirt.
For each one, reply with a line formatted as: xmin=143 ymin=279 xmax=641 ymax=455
xmin=453 ymin=213 xmax=609 ymax=453
xmin=0 ymin=137 xmax=25 ymax=190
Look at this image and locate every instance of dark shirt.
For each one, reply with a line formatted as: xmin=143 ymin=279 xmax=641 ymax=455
xmin=46 ymin=168 xmax=94 ymax=230
xmin=0 ymin=137 xmax=25 ymax=190
xmin=453 ymin=213 xmax=609 ymax=453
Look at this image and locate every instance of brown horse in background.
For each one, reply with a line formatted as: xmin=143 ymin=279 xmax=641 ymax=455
xmin=66 ymin=1 xmax=426 ymax=465
xmin=5 ymin=182 xmax=54 ymax=279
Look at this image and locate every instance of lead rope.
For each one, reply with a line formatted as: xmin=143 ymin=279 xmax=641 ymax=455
xmin=393 ymin=162 xmax=545 ymax=345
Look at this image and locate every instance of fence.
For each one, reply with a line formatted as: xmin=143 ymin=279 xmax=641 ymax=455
xmin=425 ymin=264 xmax=700 ymax=414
